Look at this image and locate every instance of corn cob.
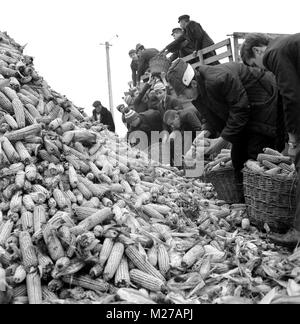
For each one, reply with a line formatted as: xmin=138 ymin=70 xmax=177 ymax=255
xmin=78 ymin=175 xmax=108 ymax=198
xmin=43 ymin=225 xmax=65 ymax=262
xmin=147 ymin=204 xmax=171 ymax=215
xmin=21 ymin=211 xmax=34 ymax=232
xmin=0 ymin=246 xmax=12 ymax=267
xmin=1 ymin=137 xmax=20 ymax=163
xmin=13 ymin=285 xmax=27 ymax=298
xmin=157 ymin=244 xmax=170 ymax=277
xmin=68 ymin=164 xmax=78 ymax=188
xmin=89 ymin=264 xmax=104 ymax=279
xmin=279 ymin=163 xmax=295 ymax=173
xmin=52 ymin=188 xmax=68 ymax=209
xmin=38 ymin=150 xmax=60 ymax=164
xmin=103 ymin=242 xmax=125 ymax=281
xmin=262 ymin=160 xmax=278 ymax=170
xmin=263 ymin=148 xmax=282 ymax=156
xmin=64 ymin=190 xmax=77 ymax=204
xmin=25 ymin=164 xmax=37 ymax=182
xmin=24 ymin=103 xmax=40 ymax=119
xmin=182 ymin=245 xmax=205 ymax=268
xmin=19 ymin=90 xmax=39 ymax=105
xmin=73 ymin=206 xmax=98 ymax=221
xmin=26 ymin=271 xmax=42 ymax=304
xmin=15 ymin=170 xmax=25 ymax=189
xmin=265 ymin=167 xmax=281 ymax=176
xmin=37 ymin=250 xmax=54 ymax=278
xmin=62 ymin=275 xmax=110 ymax=293
xmin=0 ymin=66 xmax=18 ymax=78
xmin=125 ymin=245 xmax=166 ymax=282
xmin=130 ymin=269 xmax=167 ymax=292
xmin=14 ymin=141 xmax=32 ymax=164
xmin=99 ymin=238 xmax=114 ymax=267
xmin=0 ymin=220 xmax=14 ymax=246
xmin=33 ymin=205 xmax=46 ymax=234
xmin=257 ymin=154 xmax=292 ymax=165
xmin=114 ymin=257 xmax=130 ymax=288
xmin=147 ymin=245 xmax=158 ymax=269
xmin=200 ymin=257 xmax=211 ymax=280
xmin=4 ymin=114 xmax=18 ymax=129
xmin=5 ymin=124 xmax=42 ymax=142
xmin=10 ymin=192 xmax=22 ymax=213
xmin=13 ymin=265 xmax=27 ymax=284
xmin=0 ymin=90 xmax=13 ymax=113
xmin=19 ymin=231 xmax=38 ymax=270
xmin=245 ymin=160 xmax=264 ymax=173
xmin=11 ymin=98 xmax=26 ymax=128
xmin=36 ymin=97 xmax=45 ymax=115
xmin=77 ymin=182 xmax=93 ymax=200
xmin=142 ymin=205 xmax=165 ymax=220
xmin=42 ymin=287 xmax=58 ymax=301
xmin=32 ymin=185 xmax=50 ymax=199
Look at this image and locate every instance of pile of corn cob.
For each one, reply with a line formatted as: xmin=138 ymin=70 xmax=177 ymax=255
xmin=0 ymin=31 xmax=300 ymax=305
xmin=244 ymin=148 xmax=296 ymax=178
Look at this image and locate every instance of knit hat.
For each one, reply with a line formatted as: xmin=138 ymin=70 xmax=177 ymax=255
xmin=167 ymin=59 xmax=195 ymax=95
xmin=124 ymin=95 xmax=133 ymax=106
xmin=125 ymin=110 xmax=139 ymax=124
xmin=136 ymin=43 xmax=144 ymax=51
xmin=128 ymin=49 xmax=136 ymax=56
xmin=153 ymin=82 xmax=166 ymax=92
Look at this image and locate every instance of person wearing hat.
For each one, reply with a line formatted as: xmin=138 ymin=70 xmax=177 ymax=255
xmin=174 ymin=15 xmax=218 ymax=65
xmin=240 ymin=33 xmax=300 ymax=246
xmin=167 ymin=58 xmax=282 ymax=198
xmin=129 ymin=49 xmax=139 ymax=87
xmin=162 ymin=28 xmax=194 ymax=62
xmin=125 ymin=109 xmax=163 ymax=150
xmin=135 ymin=45 xmax=159 ymax=85
xmin=92 ymin=100 xmax=115 ymax=132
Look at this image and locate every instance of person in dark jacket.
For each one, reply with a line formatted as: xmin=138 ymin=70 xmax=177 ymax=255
xmin=129 ymin=49 xmax=139 ymax=87
xmin=163 ymin=28 xmax=194 ymax=62
xmin=240 ymin=33 xmax=300 ymax=246
xmin=167 ymin=59 xmax=281 ymax=195
xmin=92 ymin=100 xmax=115 ymax=132
xmin=125 ymin=109 xmax=163 ymax=150
xmin=169 ymin=15 xmax=218 ymax=65
xmin=153 ymin=81 xmax=183 ymax=142
xmin=136 ymin=44 xmax=159 ymax=84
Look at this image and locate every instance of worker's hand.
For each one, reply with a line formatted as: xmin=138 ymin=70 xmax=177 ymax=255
xmin=192 ymin=50 xmax=199 ymax=58
xmin=205 ymin=137 xmax=229 ymax=156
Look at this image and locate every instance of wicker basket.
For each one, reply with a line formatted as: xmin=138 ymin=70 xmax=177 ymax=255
xmin=149 ymin=54 xmax=170 ymax=74
xmin=205 ymin=167 xmax=244 ymax=204
xmin=243 ymin=166 xmax=297 ymax=233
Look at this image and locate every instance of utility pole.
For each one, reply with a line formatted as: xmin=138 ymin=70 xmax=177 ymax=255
xmin=100 ymin=35 xmax=118 ymax=120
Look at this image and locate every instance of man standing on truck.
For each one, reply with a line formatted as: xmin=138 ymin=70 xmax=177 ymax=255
xmin=240 ymin=33 xmax=300 ymax=247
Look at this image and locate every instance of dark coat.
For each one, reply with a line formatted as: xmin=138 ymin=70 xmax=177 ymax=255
xmin=155 ymin=95 xmax=183 ymax=131
xmin=192 ymin=62 xmax=279 ymax=144
xmin=165 ymin=37 xmax=195 ymax=62
xmin=127 ymin=110 xmax=163 ymax=144
xmin=137 ymin=48 xmax=159 ymax=81
xmin=133 ymin=83 xmax=151 ymax=113
xmin=131 ymin=59 xmax=139 ymax=87
xmin=92 ymin=107 xmax=115 ymax=132
xmin=263 ymin=33 xmax=300 ymax=137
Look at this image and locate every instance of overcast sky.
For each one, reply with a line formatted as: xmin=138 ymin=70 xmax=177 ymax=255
xmin=0 ymin=0 xmax=299 ymax=136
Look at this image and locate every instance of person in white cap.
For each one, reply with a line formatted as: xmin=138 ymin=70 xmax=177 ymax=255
xmin=167 ymin=58 xmax=282 ymax=201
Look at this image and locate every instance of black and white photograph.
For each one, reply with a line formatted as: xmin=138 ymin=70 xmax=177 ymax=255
xmin=0 ymin=0 xmax=300 ymax=311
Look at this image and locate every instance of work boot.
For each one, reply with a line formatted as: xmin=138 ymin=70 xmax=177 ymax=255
xmin=269 ymin=229 xmax=300 ymax=248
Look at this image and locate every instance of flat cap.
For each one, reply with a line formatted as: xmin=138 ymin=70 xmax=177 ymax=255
xmin=178 ymin=15 xmax=190 ymax=23
xmin=167 ymin=59 xmax=195 ymax=96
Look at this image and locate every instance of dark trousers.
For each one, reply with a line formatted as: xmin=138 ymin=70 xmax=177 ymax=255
xmin=294 ymin=148 xmax=300 ymax=231
xmin=231 ymin=132 xmax=276 ymax=201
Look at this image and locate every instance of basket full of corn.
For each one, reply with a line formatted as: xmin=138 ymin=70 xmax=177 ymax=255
xmin=204 ymin=149 xmax=244 ymax=204
xmin=242 ymin=148 xmax=297 ymax=233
